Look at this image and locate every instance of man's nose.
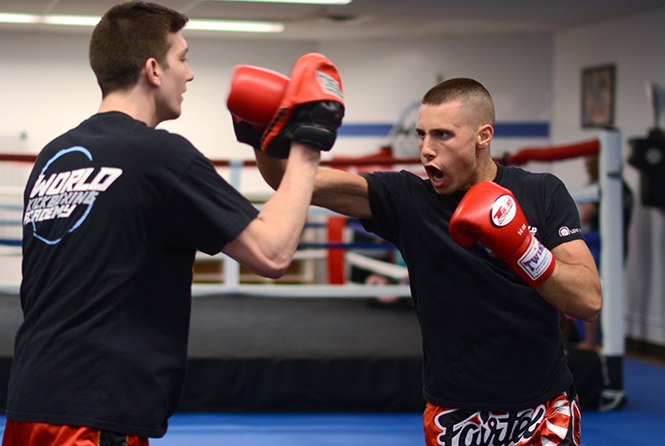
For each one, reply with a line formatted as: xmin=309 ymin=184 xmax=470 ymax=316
xmin=420 ymin=136 xmax=436 ymax=159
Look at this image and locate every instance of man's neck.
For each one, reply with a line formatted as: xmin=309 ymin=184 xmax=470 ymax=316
xmin=98 ymin=88 xmax=158 ymax=128
xmin=477 ymin=154 xmax=499 ymax=183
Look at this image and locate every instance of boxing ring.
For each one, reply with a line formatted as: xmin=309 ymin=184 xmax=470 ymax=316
xmin=0 ymin=129 xmax=627 ymax=411
xmin=0 ymin=131 xmax=627 ymax=341
xmin=191 ymin=132 xmax=625 ymax=367
xmin=189 ymin=155 xmax=416 ymax=300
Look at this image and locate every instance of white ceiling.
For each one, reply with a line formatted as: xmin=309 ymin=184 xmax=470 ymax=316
xmin=1 ymin=0 xmax=665 ymax=41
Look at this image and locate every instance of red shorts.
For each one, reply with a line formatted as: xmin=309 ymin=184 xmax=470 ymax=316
xmin=423 ymin=388 xmax=581 ymax=446
xmin=2 ymin=421 xmax=149 ymax=446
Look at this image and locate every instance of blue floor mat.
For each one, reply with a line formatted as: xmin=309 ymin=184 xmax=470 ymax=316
xmin=1 ymin=358 xmax=663 ymax=445
xmin=152 ymin=413 xmax=425 ymax=446
xmin=151 ymin=358 xmax=665 ymax=446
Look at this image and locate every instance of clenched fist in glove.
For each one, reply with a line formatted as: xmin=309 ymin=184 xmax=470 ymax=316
xmin=227 ymin=53 xmax=345 ymax=158
xmin=227 ymin=65 xmax=289 ymax=150
xmin=449 ymin=181 xmax=556 ymax=288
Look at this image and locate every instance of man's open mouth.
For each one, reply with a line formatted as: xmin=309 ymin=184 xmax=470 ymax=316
xmin=426 ymin=165 xmax=444 ymax=182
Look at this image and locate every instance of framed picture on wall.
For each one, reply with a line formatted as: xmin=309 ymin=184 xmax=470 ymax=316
xmin=581 ymin=64 xmax=616 ymax=128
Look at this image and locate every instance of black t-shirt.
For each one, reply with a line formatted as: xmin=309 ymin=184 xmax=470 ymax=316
xmin=8 ymin=112 xmax=259 ymax=437
xmin=361 ymin=164 xmax=583 ymax=411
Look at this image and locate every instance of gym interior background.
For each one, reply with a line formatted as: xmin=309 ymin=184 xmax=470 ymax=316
xmin=2 ymin=3 xmax=665 ymax=350
xmin=1 ymin=0 xmax=665 ymax=435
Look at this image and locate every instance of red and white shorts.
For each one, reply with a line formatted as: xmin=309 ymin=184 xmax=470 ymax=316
xmin=423 ymin=388 xmax=581 ymax=446
xmin=2 ymin=421 xmax=149 ymax=446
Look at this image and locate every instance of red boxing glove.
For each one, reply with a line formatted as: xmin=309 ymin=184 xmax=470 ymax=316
xmin=449 ymin=181 xmax=556 ymax=288
xmin=227 ymin=65 xmax=289 ymax=150
xmin=262 ymin=52 xmax=345 ymax=158
xmin=227 ymin=65 xmax=289 ymax=127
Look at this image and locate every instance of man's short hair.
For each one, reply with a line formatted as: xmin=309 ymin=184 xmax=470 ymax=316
xmin=422 ymin=78 xmax=496 ymax=127
xmin=89 ymin=1 xmax=189 ymax=96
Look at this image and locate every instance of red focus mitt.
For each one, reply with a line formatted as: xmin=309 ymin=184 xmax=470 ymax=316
xmin=449 ymin=181 xmax=556 ymax=288
xmin=261 ymin=53 xmax=345 ymax=158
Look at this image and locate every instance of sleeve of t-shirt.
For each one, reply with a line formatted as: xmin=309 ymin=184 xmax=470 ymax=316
xmin=540 ymin=174 xmax=584 ymax=250
xmin=166 ymin=151 xmax=259 ymax=255
xmin=359 ymin=171 xmax=404 ymax=243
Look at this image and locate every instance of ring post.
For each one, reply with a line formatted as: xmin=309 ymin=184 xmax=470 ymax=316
xmin=598 ymin=129 xmax=625 ymax=395
xmin=223 ymin=160 xmax=244 ymax=292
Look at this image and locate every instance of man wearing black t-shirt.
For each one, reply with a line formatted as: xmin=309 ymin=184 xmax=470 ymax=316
xmin=253 ymin=78 xmax=602 ymax=446
xmin=3 ymin=2 xmax=343 ymax=445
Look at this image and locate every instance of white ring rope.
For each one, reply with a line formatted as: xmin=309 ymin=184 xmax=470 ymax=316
xmin=191 ymin=282 xmax=411 ymax=299
xmin=344 ymin=252 xmax=408 ymax=281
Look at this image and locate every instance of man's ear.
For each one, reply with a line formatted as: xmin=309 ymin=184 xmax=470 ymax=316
xmin=477 ymin=124 xmax=494 ymax=150
xmin=144 ymin=57 xmax=161 ymax=87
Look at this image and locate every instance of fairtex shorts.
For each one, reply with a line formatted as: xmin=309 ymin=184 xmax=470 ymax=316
xmin=2 ymin=420 xmax=149 ymax=446
xmin=423 ymin=387 xmax=581 ymax=446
